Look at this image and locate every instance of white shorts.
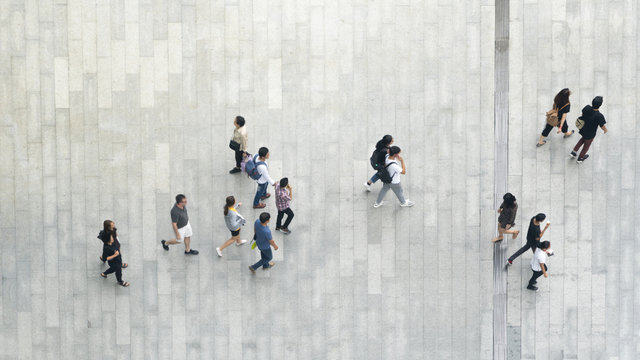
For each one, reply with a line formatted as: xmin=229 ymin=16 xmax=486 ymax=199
xmin=177 ymin=222 xmax=193 ymax=240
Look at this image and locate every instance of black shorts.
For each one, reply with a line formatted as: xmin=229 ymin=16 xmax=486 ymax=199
xmin=230 ymin=229 xmax=240 ymax=236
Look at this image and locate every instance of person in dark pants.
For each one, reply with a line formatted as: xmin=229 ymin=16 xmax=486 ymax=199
xmin=100 ymin=223 xmax=130 ymax=287
xmin=98 ymin=220 xmax=128 ymax=268
xmin=527 ymin=241 xmax=551 ymax=291
xmin=229 ymin=116 xmax=248 ymax=174
xmin=491 ymin=193 xmax=520 ymax=242
xmin=275 ymin=177 xmax=294 ymax=234
xmin=506 ymin=213 xmax=549 ymax=265
xmin=570 ymin=96 xmax=608 ymax=164
xmin=363 ymin=135 xmax=393 ymax=191
xmin=248 ymin=212 xmax=279 ymax=273
xmin=537 ymin=88 xmax=574 ymax=147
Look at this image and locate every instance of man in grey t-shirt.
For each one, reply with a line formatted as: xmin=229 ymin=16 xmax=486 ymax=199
xmin=161 ymin=194 xmax=199 ymax=255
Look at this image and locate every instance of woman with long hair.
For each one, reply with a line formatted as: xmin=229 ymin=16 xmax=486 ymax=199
xmin=364 ymin=134 xmax=394 ymax=191
xmin=98 ymin=220 xmax=127 ymax=268
xmin=537 ymin=88 xmax=574 ymax=147
xmin=99 ymin=220 xmax=130 ymax=287
xmin=216 ymin=196 xmax=248 ymax=257
xmin=491 ymin=193 xmax=520 ymax=242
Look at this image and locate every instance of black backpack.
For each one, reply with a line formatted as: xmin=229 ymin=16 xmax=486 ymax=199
xmin=377 ymin=162 xmax=396 ymax=184
xmin=370 ymin=149 xmax=387 ymax=170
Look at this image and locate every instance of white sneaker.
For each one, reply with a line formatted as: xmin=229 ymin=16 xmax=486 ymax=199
xmin=216 ymin=247 xmax=223 ymax=257
xmin=363 ymin=182 xmax=371 ymax=192
xmin=373 ymin=201 xmax=383 ymax=208
xmin=400 ymin=200 xmax=415 ymax=207
xmin=236 ymin=239 xmax=247 ymax=246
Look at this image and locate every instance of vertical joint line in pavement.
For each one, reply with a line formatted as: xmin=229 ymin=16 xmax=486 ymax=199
xmin=493 ymin=0 xmax=509 ymax=359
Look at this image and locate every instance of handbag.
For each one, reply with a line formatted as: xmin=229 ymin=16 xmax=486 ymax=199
xmin=229 ymin=140 xmax=240 ymax=151
xmin=575 ymin=117 xmax=585 ymax=130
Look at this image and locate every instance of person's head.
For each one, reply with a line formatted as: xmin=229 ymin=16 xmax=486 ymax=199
xmin=502 ymin=193 xmax=516 ymax=208
xmin=224 ymin=196 xmax=235 ymax=215
xmin=389 ymin=146 xmax=402 ymax=158
xmin=592 ymin=96 xmax=603 ymax=109
xmin=280 ymin=177 xmax=288 ymax=188
xmin=258 ymin=147 xmax=269 ymax=159
xmin=103 ymin=219 xmax=115 ymax=233
xmin=259 ymin=212 xmax=271 ymax=224
xmin=554 ymin=88 xmax=571 ymax=107
xmin=534 ymin=213 xmax=546 ymax=223
xmin=176 ymin=194 xmax=187 ymax=207
xmin=538 ymin=241 xmax=550 ymax=250
xmin=234 ymin=115 xmax=245 ymax=128
xmin=382 ymin=134 xmax=393 ymax=146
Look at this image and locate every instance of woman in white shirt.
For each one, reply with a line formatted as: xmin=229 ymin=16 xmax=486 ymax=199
xmin=528 ymin=241 xmax=551 ymax=291
xmin=373 ymin=146 xmax=415 ymax=208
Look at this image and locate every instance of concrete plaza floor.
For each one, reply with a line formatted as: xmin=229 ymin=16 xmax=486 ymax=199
xmin=0 ymin=0 xmax=638 ymax=359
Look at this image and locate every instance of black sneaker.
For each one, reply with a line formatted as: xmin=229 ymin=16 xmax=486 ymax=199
xmin=577 ymin=154 xmax=589 ymax=163
xmin=570 ymin=151 xmax=577 ymax=158
xmin=229 ymin=167 xmax=241 ymax=174
xmin=161 ymin=240 xmax=169 ymax=251
xmin=280 ymin=228 xmax=291 ymax=235
xmin=527 ymin=285 xmax=538 ymax=291
xmin=185 ymin=249 xmax=199 ymax=255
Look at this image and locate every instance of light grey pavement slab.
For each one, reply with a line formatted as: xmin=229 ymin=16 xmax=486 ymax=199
xmin=1 ymin=1 xmax=638 ymax=359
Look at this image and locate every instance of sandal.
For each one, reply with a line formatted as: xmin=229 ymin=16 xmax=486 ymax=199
xmin=101 ymin=273 xmax=107 ymax=278
xmin=118 ymin=281 xmax=130 ymax=287
xmin=563 ymin=130 xmax=574 ymax=138
xmin=122 ymin=263 xmax=128 ymax=268
xmin=536 ymin=140 xmax=547 ymax=147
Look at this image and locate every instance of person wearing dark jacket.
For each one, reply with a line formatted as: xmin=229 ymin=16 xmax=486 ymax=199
xmin=506 ymin=213 xmax=549 ymax=265
xmin=99 ymin=220 xmax=130 ymax=287
xmin=363 ymin=135 xmax=393 ymax=191
xmin=570 ymin=96 xmax=608 ymax=163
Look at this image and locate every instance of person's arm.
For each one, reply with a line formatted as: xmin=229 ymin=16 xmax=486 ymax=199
xmin=397 ymin=156 xmax=406 ymax=174
xmin=269 ymin=239 xmax=278 ymax=251
xmin=601 ymin=124 xmax=608 ymax=134
xmin=107 ymin=250 xmax=120 ymax=261
xmin=172 ymin=222 xmax=180 ymax=239
xmin=541 ymin=262 xmax=548 ymax=277
xmin=240 ymin=130 xmax=248 ymax=150
xmin=557 ymin=112 xmax=567 ymax=133
xmin=258 ymin=164 xmax=276 ymax=185
xmin=539 ymin=222 xmax=550 ymax=240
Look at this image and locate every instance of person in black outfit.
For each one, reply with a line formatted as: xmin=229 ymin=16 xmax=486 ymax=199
xmin=363 ymin=135 xmax=393 ymax=191
xmin=491 ymin=193 xmax=520 ymax=242
xmin=570 ymin=96 xmax=608 ymax=163
xmin=537 ymin=88 xmax=574 ymax=147
xmin=99 ymin=220 xmax=130 ymax=287
xmin=506 ymin=213 xmax=549 ymax=265
xmin=98 ymin=220 xmax=128 ymax=268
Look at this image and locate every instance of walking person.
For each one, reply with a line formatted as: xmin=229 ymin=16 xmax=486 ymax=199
xmin=570 ymin=96 xmax=608 ymax=164
xmin=491 ymin=193 xmax=520 ymax=242
xmin=248 ymin=212 xmax=279 ymax=273
xmin=363 ymin=135 xmax=393 ymax=191
xmin=98 ymin=220 xmax=128 ymax=268
xmin=216 ymin=196 xmax=248 ymax=257
xmin=274 ymin=177 xmax=294 ymax=234
xmin=160 ymin=194 xmax=199 ymax=255
xmin=506 ymin=213 xmax=549 ymax=265
xmin=537 ymin=88 xmax=574 ymax=147
xmin=373 ymin=146 xmax=415 ymax=208
xmin=250 ymin=147 xmax=275 ymax=209
xmin=100 ymin=222 xmax=130 ymax=287
xmin=527 ymin=241 xmax=552 ymax=291
xmin=229 ymin=116 xmax=248 ymax=174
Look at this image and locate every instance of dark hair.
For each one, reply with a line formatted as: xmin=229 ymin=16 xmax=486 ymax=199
xmin=535 ymin=213 xmax=546 ymax=222
xmin=538 ymin=241 xmax=550 ymax=250
xmin=259 ymin=212 xmax=271 ymax=223
xmin=176 ymin=194 xmax=186 ymax=204
xmin=592 ymin=96 xmax=603 ymax=109
xmin=235 ymin=116 xmax=245 ymax=127
xmin=389 ymin=146 xmax=401 ymax=157
xmin=258 ymin=147 xmax=269 ymax=158
xmin=224 ymin=196 xmax=235 ymax=216
xmin=502 ymin=193 xmax=516 ymax=208
xmin=102 ymin=220 xmax=116 ymax=243
xmin=554 ymin=88 xmax=571 ymax=108
xmin=375 ymin=135 xmax=393 ymax=150
xmin=279 ymin=177 xmax=288 ymax=187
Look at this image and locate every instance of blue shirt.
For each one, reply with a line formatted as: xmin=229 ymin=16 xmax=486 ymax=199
xmin=254 ymin=219 xmax=272 ymax=250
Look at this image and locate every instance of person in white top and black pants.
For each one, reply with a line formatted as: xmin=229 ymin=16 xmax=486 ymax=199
xmin=528 ymin=241 xmax=552 ymax=291
xmin=373 ymin=146 xmax=415 ymax=208
xmin=253 ymin=147 xmax=276 ymax=209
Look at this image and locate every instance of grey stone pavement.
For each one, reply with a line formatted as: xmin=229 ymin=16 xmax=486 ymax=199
xmin=0 ymin=1 xmax=637 ymax=359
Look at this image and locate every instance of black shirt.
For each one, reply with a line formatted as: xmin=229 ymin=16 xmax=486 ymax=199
xmin=103 ymin=242 xmax=122 ymax=265
xmin=578 ymin=105 xmax=606 ymax=140
xmin=556 ymin=103 xmax=570 ymax=125
xmin=526 ymin=217 xmax=541 ymax=245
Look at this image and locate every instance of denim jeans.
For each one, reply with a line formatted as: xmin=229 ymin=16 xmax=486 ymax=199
xmin=252 ymin=248 xmax=273 ymax=270
xmin=253 ymin=182 xmax=268 ymax=206
xmin=369 ymin=172 xmax=380 ymax=183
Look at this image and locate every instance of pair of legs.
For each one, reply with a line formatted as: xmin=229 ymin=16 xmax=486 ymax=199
xmin=492 ymin=223 xmax=520 ymax=242
xmin=218 ymin=229 xmax=245 ymax=253
xmin=376 ymin=183 xmax=406 ymax=204
xmin=508 ymin=241 xmax=537 ymax=262
xmin=528 ymin=264 xmax=548 ymax=289
xmin=102 ymin=263 xmax=129 ymax=286
xmin=253 ymin=182 xmax=269 ymax=207
xmin=366 ymin=172 xmax=380 ymax=185
xmin=163 ymin=236 xmax=191 ymax=251
xmin=276 ymin=208 xmax=294 ymax=230
xmin=162 ymin=223 xmax=197 ymax=254
xmin=251 ymin=248 xmax=273 ymax=270
xmin=572 ymin=136 xmax=594 ymax=159
xmin=538 ymin=121 xmax=573 ymax=144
